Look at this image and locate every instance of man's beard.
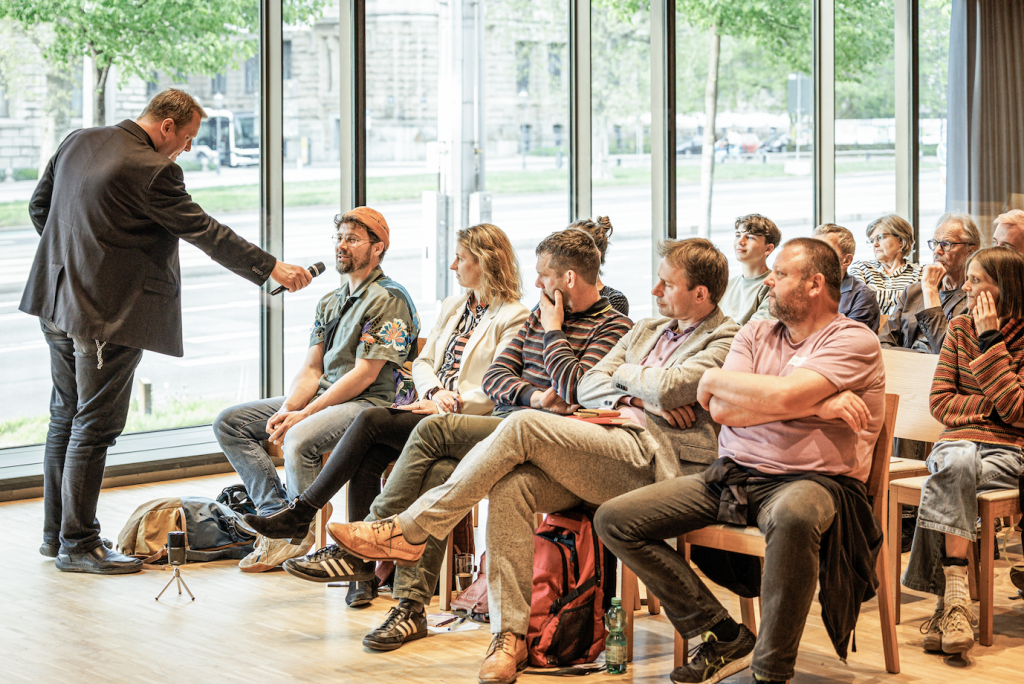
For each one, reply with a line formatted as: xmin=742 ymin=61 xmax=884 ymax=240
xmin=769 ymin=288 xmax=809 ymax=326
xmin=336 ymin=250 xmax=370 ymax=274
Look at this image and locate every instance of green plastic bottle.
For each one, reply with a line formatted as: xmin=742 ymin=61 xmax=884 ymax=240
xmin=605 ymin=597 xmax=627 ymax=674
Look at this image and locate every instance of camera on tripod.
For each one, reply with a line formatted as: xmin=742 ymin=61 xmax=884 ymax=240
xmin=156 ymin=531 xmax=194 ymax=601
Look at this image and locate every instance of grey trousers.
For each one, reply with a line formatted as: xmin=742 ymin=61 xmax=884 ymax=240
xmin=368 ymin=413 xmax=504 ymax=604
xmin=595 ymin=473 xmax=836 ymax=682
xmin=396 ymin=409 xmax=656 ymax=635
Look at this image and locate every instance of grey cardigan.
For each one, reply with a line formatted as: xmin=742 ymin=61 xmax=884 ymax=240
xmin=577 ymin=308 xmax=740 ymax=482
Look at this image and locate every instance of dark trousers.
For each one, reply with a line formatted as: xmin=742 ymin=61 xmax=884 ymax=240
xmin=595 ymin=472 xmax=836 ymax=682
xmin=302 ymin=407 xmax=431 ymax=521
xmin=40 ymin=319 xmax=143 ymax=554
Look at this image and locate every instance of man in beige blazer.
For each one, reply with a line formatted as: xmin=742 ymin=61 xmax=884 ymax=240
xmin=329 ymin=237 xmax=740 ymax=683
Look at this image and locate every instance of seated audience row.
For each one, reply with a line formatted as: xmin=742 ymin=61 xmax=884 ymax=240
xmin=212 ymin=206 xmax=1024 ymax=683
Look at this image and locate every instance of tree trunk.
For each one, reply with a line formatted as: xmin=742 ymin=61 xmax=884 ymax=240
xmin=698 ymin=27 xmax=720 ymax=239
xmin=93 ymin=60 xmax=110 ymax=127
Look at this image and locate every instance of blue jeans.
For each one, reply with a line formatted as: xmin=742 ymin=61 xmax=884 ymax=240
xmin=902 ymin=440 xmax=1023 ymax=595
xmin=40 ymin=318 xmax=143 ymax=554
xmin=213 ymin=397 xmax=373 ymax=515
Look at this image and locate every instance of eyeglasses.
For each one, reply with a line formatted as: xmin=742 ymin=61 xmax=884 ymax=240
xmin=866 ymin=234 xmax=896 ymax=246
xmin=927 ymin=240 xmax=972 ymax=251
xmin=332 ymin=234 xmax=368 ymax=246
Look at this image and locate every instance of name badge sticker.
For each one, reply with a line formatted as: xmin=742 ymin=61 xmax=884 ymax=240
xmin=787 ymin=355 xmax=809 ymax=368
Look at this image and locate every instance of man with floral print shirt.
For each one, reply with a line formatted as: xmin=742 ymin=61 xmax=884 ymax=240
xmin=214 ymin=207 xmax=419 ymax=572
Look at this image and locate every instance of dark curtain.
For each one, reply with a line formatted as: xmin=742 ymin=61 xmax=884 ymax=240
xmin=946 ymin=0 xmax=1024 ymax=242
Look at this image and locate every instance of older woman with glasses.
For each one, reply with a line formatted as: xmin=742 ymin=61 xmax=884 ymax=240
xmin=848 ymin=214 xmax=922 ymax=315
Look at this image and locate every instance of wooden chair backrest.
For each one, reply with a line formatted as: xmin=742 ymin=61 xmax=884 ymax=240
xmin=878 ymin=314 xmax=889 ymax=333
xmin=866 ymin=394 xmax=899 ymax=521
xmin=881 ymin=349 xmax=945 ymax=444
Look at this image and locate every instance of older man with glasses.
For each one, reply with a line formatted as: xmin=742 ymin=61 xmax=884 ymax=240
xmin=213 ymin=207 xmax=420 ymax=573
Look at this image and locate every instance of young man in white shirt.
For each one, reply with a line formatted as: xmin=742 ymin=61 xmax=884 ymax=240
xmin=719 ymin=214 xmax=782 ymax=325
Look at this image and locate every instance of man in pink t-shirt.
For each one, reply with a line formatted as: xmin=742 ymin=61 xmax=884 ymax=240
xmin=595 ymin=238 xmax=885 ymax=684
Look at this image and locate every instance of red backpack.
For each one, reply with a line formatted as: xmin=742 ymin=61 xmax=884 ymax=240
xmin=527 ymin=509 xmax=608 ymax=667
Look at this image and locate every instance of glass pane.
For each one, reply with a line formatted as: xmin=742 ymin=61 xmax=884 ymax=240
xmin=591 ymin=4 xmax=652 ymax=320
xmin=835 ymin=0 xmax=897 ymax=264
xmin=674 ymin=4 xmax=814 ymax=277
xmin=918 ymin=0 xmax=951 ymax=243
xmin=362 ymin=1 xmax=570 ymax=327
xmin=283 ymin=3 xmax=348 ymax=384
xmin=0 ymin=6 xmax=266 ymax=448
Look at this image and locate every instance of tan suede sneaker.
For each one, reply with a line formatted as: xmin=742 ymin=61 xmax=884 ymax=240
xmin=939 ymin=603 xmax=976 ymax=654
xmin=478 ymin=632 xmax=527 ymax=684
xmin=326 ymin=516 xmax=426 ymax=567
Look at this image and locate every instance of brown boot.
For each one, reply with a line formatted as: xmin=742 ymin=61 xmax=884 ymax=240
xmin=478 ymin=632 xmax=527 ymax=684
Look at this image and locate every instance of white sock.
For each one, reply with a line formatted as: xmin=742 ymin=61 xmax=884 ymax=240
xmin=943 ymin=564 xmax=970 ymax=607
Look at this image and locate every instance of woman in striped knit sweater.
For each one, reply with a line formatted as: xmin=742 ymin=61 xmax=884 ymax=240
xmin=902 ymin=246 xmax=1024 ymax=656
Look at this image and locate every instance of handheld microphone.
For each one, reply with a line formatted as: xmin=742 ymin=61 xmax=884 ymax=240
xmin=270 ymin=262 xmax=325 ymax=295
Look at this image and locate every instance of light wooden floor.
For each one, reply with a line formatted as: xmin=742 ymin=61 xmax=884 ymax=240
xmin=2 ymin=470 xmax=1024 ymax=683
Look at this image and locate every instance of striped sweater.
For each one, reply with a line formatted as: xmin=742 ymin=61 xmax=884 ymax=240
xmin=929 ymin=315 xmax=1024 ymax=446
xmin=481 ymin=297 xmax=633 ymax=411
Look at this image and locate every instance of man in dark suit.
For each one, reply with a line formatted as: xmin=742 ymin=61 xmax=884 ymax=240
xmin=20 ymin=89 xmax=313 ymax=575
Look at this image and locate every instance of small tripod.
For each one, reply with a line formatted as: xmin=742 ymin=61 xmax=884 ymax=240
xmin=155 ymin=565 xmax=195 ymax=601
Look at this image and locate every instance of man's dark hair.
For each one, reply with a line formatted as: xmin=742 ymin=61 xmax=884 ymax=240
xmin=333 ymin=213 xmax=388 ymax=262
xmin=657 ymin=238 xmax=729 ymax=304
xmin=786 ymin=237 xmax=843 ymax=302
xmin=536 ymin=228 xmax=601 ymax=285
xmin=735 ymin=213 xmax=782 ymax=249
xmin=140 ymin=88 xmax=207 ymax=128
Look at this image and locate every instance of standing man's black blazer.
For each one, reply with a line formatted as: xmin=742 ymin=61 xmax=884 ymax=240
xmin=19 ymin=120 xmax=278 ymax=357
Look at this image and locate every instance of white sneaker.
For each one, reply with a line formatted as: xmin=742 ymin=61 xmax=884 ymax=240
xmin=239 ymin=529 xmax=314 ymax=573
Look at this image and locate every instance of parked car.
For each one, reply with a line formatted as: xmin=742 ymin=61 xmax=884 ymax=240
xmin=676 ymin=134 xmax=704 ymax=156
xmin=757 ymin=131 xmax=791 ymax=154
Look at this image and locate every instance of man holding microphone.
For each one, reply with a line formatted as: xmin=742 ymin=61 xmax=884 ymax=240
xmin=20 ymin=89 xmax=313 ymax=575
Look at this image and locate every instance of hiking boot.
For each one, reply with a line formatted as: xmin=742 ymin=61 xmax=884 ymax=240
xmin=670 ymin=624 xmax=756 ymax=684
xmin=239 ymin=529 xmax=313 ymax=573
xmin=327 ymin=516 xmax=426 ymax=567
xmin=919 ymin=605 xmax=944 ymax=652
xmin=282 ymin=543 xmax=375 ymax=583
xmin=362 ymin=599 xmax=428 ymax=651
xmin=939 ymin=603 xmax=976 ymax=654
xmin=478 ymin=632 xmax=527 ymax=684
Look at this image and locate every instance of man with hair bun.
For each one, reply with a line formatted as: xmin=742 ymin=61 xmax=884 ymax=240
xmin=21 ymin=88 xmax=314 ymax=575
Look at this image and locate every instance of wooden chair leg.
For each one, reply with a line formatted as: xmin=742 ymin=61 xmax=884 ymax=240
xmin=875 ymin=512 xmax=901 ymax=673
xmin=440 ymin=533 xmax=455 ymax=611
xmin=967 ymin=539 xmax=980 ymax=602
xmin=674 ymin=631 xmax=686 ymax=668
xmin=739 ymin=597 xmax=757 ymax=636
xmin=473 ymin=503 xmax=479 ymax=528
xmin=888 ymin=492 xmax=902 ymax=624
xmin=979 ymin=503 xmax=995 ymax=646
xmin=314 ymin=510 xmax=326 ymax=551
xmin=621 ymin=564 xmax=637 ymax=662
xmin=647 ymin=591 xmax=661 ymax=615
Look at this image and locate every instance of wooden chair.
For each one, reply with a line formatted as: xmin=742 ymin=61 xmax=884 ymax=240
xmin=676 ymin=394 xmax=902 ymax=674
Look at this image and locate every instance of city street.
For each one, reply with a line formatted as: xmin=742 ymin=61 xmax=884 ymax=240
xmin=0 ymin=168 xmax=943 ymax=431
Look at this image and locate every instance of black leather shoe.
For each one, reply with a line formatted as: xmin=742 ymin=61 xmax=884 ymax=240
xmin=346 ymin=579 xmax=379 ymax=608
xmin=243 ymin=497 xmax=318 ymax=542
xmin=40 ymin=538 xmax=112 ymax=558
xmin=55 ymin=544 xmax=143 ymax=575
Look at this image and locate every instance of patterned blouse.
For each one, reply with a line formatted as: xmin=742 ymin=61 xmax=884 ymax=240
xmin=433 ymin=295 xmax=489 ymax=394
xmin=847 ymin=259 xmax=922 ymax=316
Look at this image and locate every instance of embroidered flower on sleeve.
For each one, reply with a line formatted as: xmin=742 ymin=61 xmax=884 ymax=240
xmin=310 ymin=318 xmax=326 ymax=343
xmin=377 ymin=319 xmax=410 ymax=352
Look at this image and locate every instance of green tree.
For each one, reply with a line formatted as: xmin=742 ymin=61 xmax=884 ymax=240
xmin=603 ymin=0 xmax=894 ymax=236
xmin=0 ymin=0 xmax=327 ymax=125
